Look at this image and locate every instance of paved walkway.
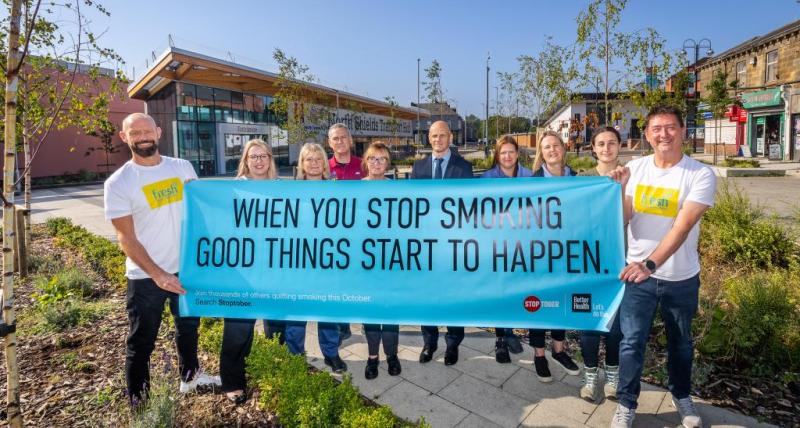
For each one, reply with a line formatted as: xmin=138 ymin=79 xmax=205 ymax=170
xmin=27 ymin=184 xmax=778 ymax=427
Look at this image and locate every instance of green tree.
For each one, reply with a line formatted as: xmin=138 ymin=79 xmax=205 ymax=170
xmin=701 ymin=69 xmax=737 ymax=164
xmin=423 ymin=59 xmax=443 ymax=106
xmin=575 ymin=0 xmax=629 ymax=123
xmin=2 ymin=2 xmax=124 ymax=424
xmin=517 ymin=37 xmax=577 ymax=129
xmin=271 ymin=48 xmax=331 ymax=146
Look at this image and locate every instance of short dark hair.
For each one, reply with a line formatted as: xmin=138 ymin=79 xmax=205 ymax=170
xmin=589 ymin=126 xmax=622 ymax=160
xmin=644 ymin=105 xmax=684 ymax=129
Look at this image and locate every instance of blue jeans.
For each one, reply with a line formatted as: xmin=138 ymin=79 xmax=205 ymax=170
xmin=580 ymin=312 xmax=622 ymax=368
xmin=617 ymin=274 xmax=700 ymax=409
xmin=284 ymin=321 xmax=341 ymax=358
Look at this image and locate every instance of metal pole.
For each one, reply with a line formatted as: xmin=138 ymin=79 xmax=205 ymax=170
xmin=485 ymin=52 xmax=490 ymax=146
xmin=417 ymin=58 xmax=421 ymax=146
xmin=495 ymin=86 xmax=499 ymax=140
xmin=694 ymin=44 xmax=699 ymax=154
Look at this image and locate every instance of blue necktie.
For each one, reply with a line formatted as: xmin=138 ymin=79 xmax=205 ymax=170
xmin=434 ymin=158 xmax=444 ymax=179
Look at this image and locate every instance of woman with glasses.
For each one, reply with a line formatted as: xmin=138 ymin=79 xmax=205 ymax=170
xmin=360 ymin=142 xmax=402 ymax=379
xmin=577 ymin=127 xmax=624 ymax=402
xmin=284 ymin=143 xmax=349 ymax=373
xmin=480 ymin=136 xmax=532 ymax=363
xmin=220 ymin=139 xmax=277 ymax=405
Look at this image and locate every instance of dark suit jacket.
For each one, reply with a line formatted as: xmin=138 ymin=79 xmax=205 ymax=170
xmin=532 ymin=166 xmax=577 ymax=177
xmin=410 ymin=153 xmax=474 ymax=179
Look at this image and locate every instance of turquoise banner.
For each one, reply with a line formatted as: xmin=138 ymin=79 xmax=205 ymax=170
xmin=178 ymin=178 xmax=625 ymax=331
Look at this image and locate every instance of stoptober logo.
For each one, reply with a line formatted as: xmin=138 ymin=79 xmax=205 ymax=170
xmin=524 ymin=296 xmax=542 ymax=312
xmin=524 ymin=296 xmax=560 ymax=312
xmin=572 ymin=294 xmax=592 ymax=312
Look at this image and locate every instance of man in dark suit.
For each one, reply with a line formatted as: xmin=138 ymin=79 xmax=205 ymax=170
xmin=411 ymin=120 xmax=473 ymax=365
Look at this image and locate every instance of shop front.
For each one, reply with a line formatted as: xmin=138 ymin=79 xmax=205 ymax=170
xmin=743 ymin=88 xmax=784 ymax=159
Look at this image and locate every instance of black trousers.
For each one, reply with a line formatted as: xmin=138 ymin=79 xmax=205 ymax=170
xmin=528 ymin=329 xmax=566 ymax=349
xmin=421 ymin=325 xmax=464 ymax=349
xmin=263 ymin=320 xmax=286 ymax=345
xmin=221 ymin=318 xmax=256 ymax=392
xmin=125 ymin=277 xmax=200 ymax=401
xmin=364 ymin=324 xmax=399 ymax=356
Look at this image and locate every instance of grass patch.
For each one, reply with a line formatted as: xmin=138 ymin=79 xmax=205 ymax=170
xmin=721 ymin=158 xmax=760 ymax=168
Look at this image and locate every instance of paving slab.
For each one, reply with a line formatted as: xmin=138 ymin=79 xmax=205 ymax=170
xmin=520 ymin=404 xmax=587 ymax=427
xmin=395 ymin=346 xmax=462 ymax=394
xmin=454 ymin=413 xmax=503 ymax=428
xmin=340 ymin=356 xmax=404 ymax=400
xmin=447 ymin=345 xmax=521 ymax=387
xmin=377 ymin=380 xmax=470 ymax=428
xmin=656 ymin=393 xmax=774 ymax=428
xmin=439 ymin=374 xmax=536 ymax=428
xmin=501 ymin=367 xmax=596 ymax=425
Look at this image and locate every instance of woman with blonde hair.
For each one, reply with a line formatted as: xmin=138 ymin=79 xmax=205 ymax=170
xmin=359 ymin=142 xmax=402 ymax=379
xmin=529 ymin=131 xmax=580 ymax=383
xmin=295 ymin=142 xmax=331 ymax=180
xmin=221 ymin=138 xmax=278 ymax=405
xmin=532 ymin=131 xmax=575 ymax=177
xmin=284 ymin=142 xmax=347 ymax=373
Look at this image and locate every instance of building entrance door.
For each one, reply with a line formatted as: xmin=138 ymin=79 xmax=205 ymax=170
xmin=215 ymin=123 xmax=271 ymax=175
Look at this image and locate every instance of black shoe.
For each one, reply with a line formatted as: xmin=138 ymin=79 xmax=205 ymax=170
xmin=339 ymin=324 xmax=352 ymax=342
xmin=364 ymin=358 xmax=378 ymax=380
xmin=226 ymin=392 xmax=247 ymax=406
xmin=387 ymin=355 xmax=402 ymax=376
xmin=419 ymin=345 xmax=437 ymax=363
xmin=324 ymin=355 xmax=348 ymax=373
xmin=444 ymin=346 xmax=459 ymax=366
xmin=505 ymin=333 xmax=524 ymax=354
xmin=534 ymin=356 xmax=553 ymax=383
xmin=551 ymin=351 xmax=580 ymax=375
xmin=495 ymin=338 xmax=511 ymax=364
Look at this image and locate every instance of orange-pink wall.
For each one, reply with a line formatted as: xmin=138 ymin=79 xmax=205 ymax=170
xmin=19 ymin=74 xmax=144 ymax=178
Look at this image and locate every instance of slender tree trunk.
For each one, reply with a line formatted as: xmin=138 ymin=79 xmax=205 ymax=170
xmin=604 ymin=0 xmax=610 ymax=124
xmin=3 ymin=0 xmax=24 ymax=426
xmin=23 ymin=127 xmax=31 ymax=268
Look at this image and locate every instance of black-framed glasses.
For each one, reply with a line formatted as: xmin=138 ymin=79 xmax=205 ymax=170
xmin=248 ymin=154 xmax=271 ymax=161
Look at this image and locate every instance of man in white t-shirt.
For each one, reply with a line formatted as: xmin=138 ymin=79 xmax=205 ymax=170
xmin=104 ymin=112 xmax=219 ymax=404
xmin=608 ymin=105 xmax=716 ymax=428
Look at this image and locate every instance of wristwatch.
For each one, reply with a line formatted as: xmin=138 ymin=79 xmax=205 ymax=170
xmin=643 ymin=259 xmax=657 ymax=273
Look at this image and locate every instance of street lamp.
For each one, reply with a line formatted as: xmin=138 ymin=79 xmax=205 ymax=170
xmin=417 ymin=58 xmax=421 ymax=147
xmin=485 ymin=52 xmax=490 ymax=147
xmin=494 ymin=86 xmax=499 ymax=140
xmin=683 ymin=38 xmax=713 ymax=153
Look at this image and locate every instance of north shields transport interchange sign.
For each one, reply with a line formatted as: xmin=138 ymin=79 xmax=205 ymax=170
xmin=179 ymin=178 xmax=625 ymax=332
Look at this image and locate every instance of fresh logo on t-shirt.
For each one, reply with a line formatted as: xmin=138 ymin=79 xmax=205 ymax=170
xmin=142 ymin=177 xmax=183 ymax=209
xmin=634 ymin=184 xmax=679 ymax=218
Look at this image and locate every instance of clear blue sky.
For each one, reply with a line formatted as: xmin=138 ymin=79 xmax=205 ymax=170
xmin=84 ymin=0 xmax=800 ymax=117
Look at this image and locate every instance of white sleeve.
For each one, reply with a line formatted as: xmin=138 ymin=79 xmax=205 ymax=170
xmin=182 ymin=160 xmax=198 ymax=181
xmin=104 ymin=176 xmax=132 ymax=220
xmin=686 ymin=166 xmax=716 ymax=207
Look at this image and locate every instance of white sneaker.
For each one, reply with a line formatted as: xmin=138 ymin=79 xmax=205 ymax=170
xmin=580 ymin=367 xmax=600 ymax=402
xmin=604 ymin=365 xmax=619 ymax=399
xmin=609 ymin=403 xmax=635 ymax=428
xmin=179 ymin=372 xmax=221 ymax=393
xmin=672 ymin=396 xmax=703 ymax=428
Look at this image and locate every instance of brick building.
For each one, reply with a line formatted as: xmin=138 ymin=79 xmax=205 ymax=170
xmin=697 ymin=19 xmax=800 ymax=161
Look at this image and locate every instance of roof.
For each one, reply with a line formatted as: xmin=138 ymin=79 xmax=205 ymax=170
xmin=127 ymin=47 xmax=428 ymax=121
xmin=414 ymin=102 xmax=460 ymax=117
xmin=700 ymin=19 xmax=800 ymax=69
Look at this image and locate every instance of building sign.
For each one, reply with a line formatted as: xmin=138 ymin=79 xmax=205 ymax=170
xmin=742 ymin=88 xmax=783 ymax=109
xmin=304 ymin=105 xmax=414 ymax=138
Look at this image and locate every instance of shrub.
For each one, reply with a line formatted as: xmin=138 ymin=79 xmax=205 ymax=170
xmin=46 ymin=217 xmax=127 ymax=287
xmin=700 ymin=180 xmax=799 ymax=268
xmin=469 ymin=157 xmax=494 ymax=170
xmin=697 ymin=268 xmax=800 ymax=374
xmin=566 ymin=154 xmax=597 ymax=173
xmin=131 ymin=371 xmax=177 ymax=428
xmin=41 ymin=299 xmax=84 ymax=331
xmin=27 ymin=254 xmax=63 ymax=275
xmin=32 ymin=267 xmax=94 ymax=307
xmin=721 ymin=158 xmax=760 ymax=168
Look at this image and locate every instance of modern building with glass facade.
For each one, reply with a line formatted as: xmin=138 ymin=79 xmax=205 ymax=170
xmin=128 ymin=47 xmax=427 ymax=176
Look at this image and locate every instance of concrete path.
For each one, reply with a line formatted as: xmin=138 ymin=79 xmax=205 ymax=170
xmin=304 ymin=323 xmax=773 ymax=428
xmin=25 ymin=183 xmax=782 ymax=427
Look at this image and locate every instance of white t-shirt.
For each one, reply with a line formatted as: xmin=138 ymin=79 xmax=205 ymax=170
xmin=104 ymin=156 xmax=197 ymax=279
xmin=625 ymin=154 xmax=716 ymax=281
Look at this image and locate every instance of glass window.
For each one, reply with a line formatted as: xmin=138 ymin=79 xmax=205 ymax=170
xmin=197 ymin=122 xmax=217 ymax=175
xmin=196 ymin=85 xmax=214 ymax=122
xmin=176 ymin=83 xmax=196 ymax=121
xmin=214 ymin=89 xmax=232 ymax=122
xmin=736 ymin=61 xmax=746 ymax=87
xmin=765 ymin=50 xmax=778 ymax=82
xmin=177 ymin=121 xmax=198 ymax=160
xmin=243 ymin=94 xmax=256 ymax=123
xmin=231 ymin=91 xmax=244 ymax=123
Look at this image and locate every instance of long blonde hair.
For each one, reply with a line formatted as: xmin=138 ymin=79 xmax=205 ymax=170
xmin=296 ymin=143 xmax=331 ymax=180
xmin=236 ymin=139 xmax=277 ymax=179
xmin=533 ymin=131 xmax=567 ymax=173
